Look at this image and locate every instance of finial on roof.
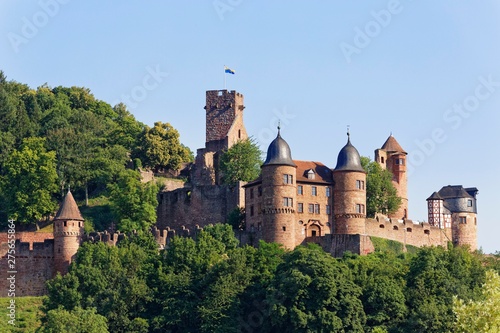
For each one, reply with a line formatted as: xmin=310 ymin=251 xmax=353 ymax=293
xmin=347 ymin=125 xmax=350 ymax=139
xmin=277 ymin=121 xmax=281 ymax=136
xmin=390 ymin=131 xmax=393 ymax=136
xmin=68 ymin=184 xmax=71 ymax=193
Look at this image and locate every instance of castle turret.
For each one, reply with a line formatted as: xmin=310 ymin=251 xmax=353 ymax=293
xmin=434 ymin=185 xmax=478 ymax=250
xmin=53 ymin=190 xmax=84 ymax=275
xmin=261 ymin=128 xmax=297 ymax=249
xmin=375 ymin=135 xmax=408 ymax=219
xmin=333 ymin=132 xmax=367 ymax=234
xmin=427 ymin=192 xmax=446 ymax=229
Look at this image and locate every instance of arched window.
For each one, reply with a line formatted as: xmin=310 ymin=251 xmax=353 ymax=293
xmin=407 ymin=228 xmax=412 ymax=232
xmin=379 ymin=224 xmax=385 ymax=228
xmin=393 ymin=226 xmax=399 ymax=230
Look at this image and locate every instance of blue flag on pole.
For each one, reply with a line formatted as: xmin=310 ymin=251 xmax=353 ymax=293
xmin=224 ymin=66 xmax=235 ymax=74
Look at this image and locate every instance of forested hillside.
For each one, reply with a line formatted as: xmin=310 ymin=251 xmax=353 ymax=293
xmin=0 ymin=71 xmax=192 ymax=231
xmin=38 ymin=225 xmax=500 ymax=333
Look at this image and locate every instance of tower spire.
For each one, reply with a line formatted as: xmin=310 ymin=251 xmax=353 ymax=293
xmin=347 ymin=125 xmax=350 ymax=141
xmin=277 ymin=120 xmax=281 ymax=136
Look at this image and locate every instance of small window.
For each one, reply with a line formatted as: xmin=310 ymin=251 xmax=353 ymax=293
xmin=307 ymin=169 xmax=315 ymax=180
xmin=326 ymin=187 xmax=331 ymax=197
xmin=298 ymin=203 xmax=303 ymax=213
xmin=283 ymin=197 xmax=293 ymax=207
xmin=250 ymin=188 xmax=254 ymax=199
xmin=308 ymin=204 xmax=314 ymax=213
xmin=356 ymin=180 xmax=365 ymax=190
xmin=238 ymin=129 xmax=241 ymax=139
xmin=424 ymin=230 xmax=430 ymax=235
xmin=312 ymin=186 xmax=317 ymax=196
xmin=379 ymin=224 xmax=385 ymax=228
xmin=250 ymin=205 xmax=254 ymax=216
xmin=459 ymin=216 xmax=467 ymax=224
xmin=407 ymin=228 xmax=412 ymax=232
xmin=381 ymin=156 xmax=385 ymax=164
xmin=297 ymin=185 xmax=303 ymax=195
xmin=395 ymin=158 xmax=405 ymax=165
xmin=314 ymin=204 xmax=320 ymax=214
xmin=258 ymin=186 xmax=262 ymax=196
xmin=355 ymin=204 xmax=365 ymax=214
xmin=467 ymin=200 xmax=472 ymax=207
xmin=311 ymin=230 xmax=317 ymax=237
xmin=298 ymin=220 xmax=304 ymax=225
xmin=283 ymin=174 xmax=293 ymax=184
xmin=393 ymin=226 xmax=399 ymax=230
xmin=282 ymin=226 xmax=286 ymax=231
xmin=257 ymin=223 xmax=262 ymax=231
xmin=326 ymin=205 xmax=331 ymax=215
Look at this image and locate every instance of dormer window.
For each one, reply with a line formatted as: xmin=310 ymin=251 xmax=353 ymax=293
xmin=306 ymin=169 xmax=315 ymax=180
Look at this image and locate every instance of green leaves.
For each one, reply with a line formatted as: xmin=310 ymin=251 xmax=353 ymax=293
xmin=220 ymin=138 xmax=262 ymax=185
xmin=361 ymin=156 xmax=402 ymax=217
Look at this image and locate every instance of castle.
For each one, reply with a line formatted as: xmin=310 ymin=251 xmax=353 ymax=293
xmin=0 ymin=89 xmax=478 ymax=297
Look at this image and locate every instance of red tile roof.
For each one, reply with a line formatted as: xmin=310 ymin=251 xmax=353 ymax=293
xmin=294 ymin=160 xmax=333 ymax=184
xmin=381 ymin=135 xmax=406 ymax=154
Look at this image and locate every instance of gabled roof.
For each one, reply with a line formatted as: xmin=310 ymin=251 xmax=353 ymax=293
xmin=381 ymin=135 xmax=407 ymax=154
xmin=437 ymin=185 xmax=474 ymax=199
xmin=294 ymin=160 xmax=333 ymax=184
xmin=54 ymin=191 xmax=84 ymax=221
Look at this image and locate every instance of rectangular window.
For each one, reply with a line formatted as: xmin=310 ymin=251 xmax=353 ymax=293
xmin=297 ymin=185 xmax=303 ymax=195
xmin=395 ymin=158 xmax=405 ymax=165
xmin=283 ymin=174 xmax=293 ymax=184
xmin=312 ymin=186 xmax=317 ymax=196
xmin=356 ymin=180 xmax=365 ymax=190
xmin=326 ymin=187 xmax=331 ymax=197
xmin=314 ymin=204 xmax=320 ymax=214
xmin=250 ymin=188 xmax=254 ymax=199
xmin=467 ymin=200 xmax=473 ymax=207
xmin=283 ymin=197 xmax=293 ymax=207
xmin=326 ymin=205 xmax=331 ymax=214
xmin=459 ymin=216 xmax=467 ymax=224
xmin=250 ymin=205 xmax=254 ymax=216
xmin=298 ymin=203 xmax=303 ymax=213
xmin=356 ymin=204 xmax=365 ymax=214
xmin=308 ymin=203 xmax=314 ymax=213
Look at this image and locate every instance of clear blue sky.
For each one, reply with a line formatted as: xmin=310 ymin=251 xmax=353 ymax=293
xmin=1 ymin=1 xmax=499 ymax=253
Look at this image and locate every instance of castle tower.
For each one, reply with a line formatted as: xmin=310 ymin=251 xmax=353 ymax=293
xmin=195 ymin=90 xmax=248 ymax=185
xmin=375 ymin=135 xmax=408 ymax=219
xmin=427 ymin=192 xmax=446 ymax=228
xmin=435 ymin=186 xmax=478 ymax=250
xmin=261 ymin=128 xmax=297 ymax=249
xmin=53 ymin=190 xmax=84 ymax=275
xmin=333 ymin=132 xmax=367 ymax=235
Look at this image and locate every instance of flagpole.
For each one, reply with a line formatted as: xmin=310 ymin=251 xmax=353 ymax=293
xmin=223 ymin=65 xmax=226 ymax=90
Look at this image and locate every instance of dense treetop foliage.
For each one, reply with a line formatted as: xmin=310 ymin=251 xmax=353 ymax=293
xmin=220 ymin=138 xmax=262 ymax=185
xmin=0 ymin=71 xmax=192 ymax=229
xmin=39 ymin=225 xmax=500 ymax=333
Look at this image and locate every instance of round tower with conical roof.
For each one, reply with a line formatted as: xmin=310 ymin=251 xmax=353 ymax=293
xmin=375 ymin=134 xmax=408 ymax=219
xmin=261 ymin=128 xmax=297 ymax=249
xmin=333 ymin=132 xmax=367 ymax=234
xmin=53 ymin=190 xmax=84 ymax=275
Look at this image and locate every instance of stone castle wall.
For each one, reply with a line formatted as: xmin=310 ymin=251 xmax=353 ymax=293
xmin=0 ymin=232 xmax=55 ymax=297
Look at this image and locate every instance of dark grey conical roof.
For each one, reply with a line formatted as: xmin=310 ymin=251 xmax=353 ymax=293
xmin=263 ymin=129 xmax=296 ymax=167
xmin=334 ymin=134 xmax=365 ymax=172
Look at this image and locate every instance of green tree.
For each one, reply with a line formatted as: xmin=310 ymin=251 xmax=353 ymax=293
xmin=108 ymin=169 xmax=160 ymax=232
xmin=453 ymin=270 xmax=500 ymax=333
xmin=361 ymin=157 xmax=401 ymax=217
xmin=402 ymin=246 xmax=486 ymax=333
xmin=136 ymin=121 xmax=193 ymax=172
xmin=220 ymin=138 xmax=262 ymax=185
xmin=37 ymin=307 xmax=108 ymax=333
xmin=0 ymin=137 xmax=58 ymax=226
xmin=265 ymin=244 xmax=366 ymax=332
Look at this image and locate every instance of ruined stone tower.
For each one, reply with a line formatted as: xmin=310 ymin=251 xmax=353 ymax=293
xmin=194 ymin=90 xmax=248 ymax=185
xmin=53 ymin=190 xmax=84 ymax=275
xmin=333 ymin=133 xmax=367 ymax=235
xmin=375 ymin=135 xmax=408 ymax=219
xmin=261 ymin=129 xmax=297 ymax=249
